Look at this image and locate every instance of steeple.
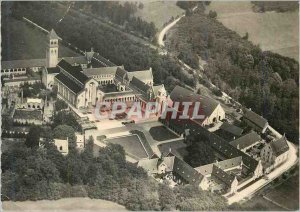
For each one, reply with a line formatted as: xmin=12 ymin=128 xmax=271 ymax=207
xmin=46 ymin=29 xmax=59 ymax=67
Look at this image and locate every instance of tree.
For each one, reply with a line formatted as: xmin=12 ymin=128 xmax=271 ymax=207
xmin=53 ymin=124 xmax=76 ymax=145
xmin=158 ymin=183 xmax=176 ymax=210
xmin=208 ymin=10 xmax=217 ymax=19
xmin=25 ymin=126 xmax=41 ymax=148
xmin=55 ymin=99 xmax=68 ymax=111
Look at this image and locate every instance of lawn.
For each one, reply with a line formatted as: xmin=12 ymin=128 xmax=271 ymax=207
xmin=264 ymin=172 xmax=299 ymax=210
xmin=105 ymin=134 xmax=148 ymax=159
xmin=206 ymin=1 xmax=299 ymax=61
xmin=1 ymin=16 xmax=79 ymax=61
xmin=149 ymin=126 xmax=179 ymax=141
xmin=135 ymin=1 xmax=184 ymax=30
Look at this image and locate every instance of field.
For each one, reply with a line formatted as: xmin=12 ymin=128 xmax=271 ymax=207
xmin=2 ymin=197 xmax=127 ymax=211
xmin=1 ymin=16 xmax=79 ymax=61
xmin=105 ymin=134 xmax=148 ymax=159
xmin=135 ymin=1 xmax=184 ymax=30
xmin=149 ymin=126 xmax=179 ymax=141
xmin=206 ymin=1 xmax=299 ymax=61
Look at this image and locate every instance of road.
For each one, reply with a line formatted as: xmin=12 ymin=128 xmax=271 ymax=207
xmin=227 ymin=139 xmax=298 ymax=204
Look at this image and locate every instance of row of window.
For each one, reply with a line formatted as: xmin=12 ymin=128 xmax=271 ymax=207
xmin=50 ymin=40 xmax=58 ymax=45
xmin=1 ymin=68 xmax=26 ymax=73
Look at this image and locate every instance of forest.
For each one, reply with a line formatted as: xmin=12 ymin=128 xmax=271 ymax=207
xmin=166 ymin=3 xmax=299 ymax=142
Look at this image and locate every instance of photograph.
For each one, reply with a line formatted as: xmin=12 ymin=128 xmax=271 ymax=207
xmin=1 ymin=1 xmax=299 ymax=211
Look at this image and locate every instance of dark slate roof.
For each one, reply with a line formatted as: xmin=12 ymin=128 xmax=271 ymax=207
xmin=55 ymin=72 xmax=83 ymax=94
xmin=195 ymin=156 xmax=242 ymax=176
xmin=270 ymin=135 xmax=289 ymax=157
xmin=2 ymin=59 xmax=46 ymax=69
xmin=170 ymin=86 xmax=219 ymax=117
xmin=212 ymin=165 xmax=236 ymax=186
xmin=48 ymin=29 xmax=59 ymax=40
xmin=47 ymin=67 xmax=60 ymax=74
xmin=243 ymin=109 xmax=268 ymax=129
xmin=13 ymin=109 xmax=43 ymax=120
xmin=173 ymin=157 xmax=204 ymax=185
xmin=129 ymin=76 xmax=151 ymax=94
xmin=127 ymin=69 xmax=153 ymax=83
xmin=83 ymin=66 xmax=120 ymax=77
xmin=57 ymin=59 xmax=89 ymax=84
xmin=115 ymin=67 xmax=128 ymax=80
xmin=229 ymin=131 xmax=261 ymax=150
xmin=61 ymin=56 xmax=88 ymax=66
xmin=220 ymin=122 xmax=243 ymax=136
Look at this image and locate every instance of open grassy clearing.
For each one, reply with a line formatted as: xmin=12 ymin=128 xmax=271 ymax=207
xmin=264 ymin=172 xmax=299 ymax=210
xmin=105 ymin=134 xmax=148 ymax=159
xmin=206 ymin=1 xmax=299 ymax=61
xmin=135 ymin=1 xmax=184 ymax=30
xmin=149 ymin=126 xmax=179 ymax=141
xmin=1 ymin=16 xmax=79 ymax=61
xmin=2 ymin=197 xmax=127 ymax=211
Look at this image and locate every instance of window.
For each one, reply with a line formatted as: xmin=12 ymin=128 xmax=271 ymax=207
xmin=60 ymin=146 xmax=63 ymax=150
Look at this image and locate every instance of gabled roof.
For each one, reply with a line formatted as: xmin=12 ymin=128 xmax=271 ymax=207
xmin=55 ymin=72 xmax=83 ymax=94
xmin=212 ymin=165 xmax=236 ymax=186
xmin=2 ymin=59 xmax=46 ymax=69
xmin=127 ymin=68 xmax=153 ymax=83
xmin=57 ymin=59 xmax=89 ymax=84
xmin=229 ymin=131 xmax=261 ymax=150
xmin=153 ymin=84 xmax=165 ymax=96
xmin=47 ymin=67 xmax=60 ymax=74
xmin=13 ymin=109 xmax=43 ymax=120
xmin=170 ymin=86 xmax=220 ymax=118
xmin=270 ymin=135 xmax=289 ymax=157
xmin=83 ymin=66 xmax=121 ymax=77
xmin=243 ymin=109 xmax=268 ymax=129
xmin=129 ymin=76 xmax=151 ymax=95
xmin=61 ymin=56 xmax=88 ymax=66
xmin=48 ymin=29 xmax=60 ymax=40
xmin=220 ymin=122 xmax=243 ymax=136
xmin=173 ymin=157 xmax=204 ymax=185
xmin=115 ymin=67 xmax=128 ymax=80
xmin=195 ymin=157 xmax=242 ymax=176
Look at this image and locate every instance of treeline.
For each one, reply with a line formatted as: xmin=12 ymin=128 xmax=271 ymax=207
xmin=73 ymin=1 xmax=157 ymax=39
xmin=9 ymin=1 xmax=194 ymax=92
xmin=2 ymin=131 xmax=232 ymax=211
xmin=166 ymin=4 xmax=299 ymax=142
xmin=251 ymin=1 xmax=299 ymax=12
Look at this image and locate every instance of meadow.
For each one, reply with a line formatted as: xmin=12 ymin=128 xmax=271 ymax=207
xmin=135 ymin=1 xmax=184 ymax=30
xmin=206 ymin=1 xmax=299 ymax=61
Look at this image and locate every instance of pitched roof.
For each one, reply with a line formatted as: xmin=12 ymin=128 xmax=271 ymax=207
xmin=48 ymin=29 xmax=59 ymax=40
xmin=170 ymin=86 xmax=220 ymax=118
xmin=195 ymin=157 xmax=242 ymax=176
xmin=127 ymin=69 xmax=153 ymax=83
xmin=137 ymin=156 xmax=175 ymax=174
xmin=57 ymin=59 xmax=89 ymax=84
xmin=47 ymin=67 xmax=60 ymax=74
xmin=211 ymin=165 xmax=236 ymax=186
xmin=153 ymin=84 xmax=165 ymax=96
xmin=229 ymin=131 xmax=261 ymax=150
xmin=2 ymin=59 xmax=46 ymax=69
xmin=55 ymin=72 xmax=83 ymax=94
xmin=61 ymin=56 xmax=88 ymax=66
xmin=173 ymin=157 xmax=204 ymax=185
xmin=115 ymin=67 xmax=128 ymax=80
xmin=83 ymin=66 xmax=121 ymax=77
xmin=270 ymin=135 xmax=289 ymax=157
xmin=220 ymin=122 xmax=243 ymax=136
xmin=13 ymin=109 xmax=43 ymax=120
xmin=129 ymin=76 xmax=151 ymax=95
xmin=243 ymin=109 xmax=268 ymax=129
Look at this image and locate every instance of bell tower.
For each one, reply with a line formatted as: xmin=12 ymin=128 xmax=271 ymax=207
xmin=46 ymin=29 xmax=59 ymax=67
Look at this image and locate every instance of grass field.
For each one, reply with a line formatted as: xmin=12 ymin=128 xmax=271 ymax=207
xmin=135 ymin=1 xmax=184 ymax=30
xmin=1 ymin=16 xmax=79 ymax=61
xmin=2 ymin=197 xmax=127 ymax=211
xmin=105 ymin=135 xmax=148 ymax=159
xmin=149 ymin=126 xmax=179 ymax=141
xmin=206 ymin=1 xmax=299 ymax=61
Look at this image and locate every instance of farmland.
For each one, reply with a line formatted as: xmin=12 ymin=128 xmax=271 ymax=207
xmin=135 ymin=1 xmax=184 ymax=30
xmin=206 ymin=1 xmax=299 ymax=61
xmin=1 ymin=16 xmax=79 ymax=61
